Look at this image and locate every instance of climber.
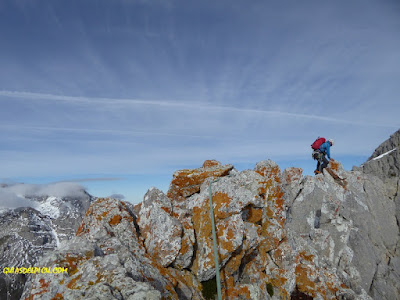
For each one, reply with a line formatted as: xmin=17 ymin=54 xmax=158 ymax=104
xmin=313 ymin=139 xmax=334 ymax=174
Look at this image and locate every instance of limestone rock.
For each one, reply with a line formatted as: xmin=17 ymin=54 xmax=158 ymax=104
xmin=358 ymin=128 xmax=400 ymax=179
xmin=167 ymin=160 xmax=233 ymax=202
xmin=137 ymin=188 xmax=183 ymax=267
xmin=21 ymin=198 xmax=203 ymax=299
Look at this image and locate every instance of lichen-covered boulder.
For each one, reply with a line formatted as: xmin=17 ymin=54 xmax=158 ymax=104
xmin=187 ymin=170 xmax=266 ymax=281
xmin=167 ymin=160 xmax=233 ymax=202
xmin=137 ymin=187 xmax=183 ymax=267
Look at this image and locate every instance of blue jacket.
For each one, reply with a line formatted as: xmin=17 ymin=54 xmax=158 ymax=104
xmin=319 ymin=141 xmax=331 ymax=159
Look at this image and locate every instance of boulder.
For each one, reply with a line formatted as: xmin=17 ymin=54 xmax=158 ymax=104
xmin=167 ymin=160 xmax=233 ymax=202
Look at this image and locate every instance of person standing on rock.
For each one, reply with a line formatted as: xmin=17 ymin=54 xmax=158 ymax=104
xmin=314 ymin=139 xmax=334 ymax=174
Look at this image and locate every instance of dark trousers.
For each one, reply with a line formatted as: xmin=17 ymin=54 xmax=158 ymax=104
xmin=316 ymin=154 xmax=329 ymax=172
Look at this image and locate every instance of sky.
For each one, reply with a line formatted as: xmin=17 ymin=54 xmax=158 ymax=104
xmin=1 ymin=0 xmax=399 ymax=204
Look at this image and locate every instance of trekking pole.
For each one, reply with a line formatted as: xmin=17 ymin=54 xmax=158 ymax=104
xmin=208 ymin=178 xmax=223 ymax=300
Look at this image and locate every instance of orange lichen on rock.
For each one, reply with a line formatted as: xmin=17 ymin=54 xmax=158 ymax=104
xmin=213 ymin=192 xmax=233 ymax=219
xmin=76 ymin=198 xmax=141 ymax=243
xmin=324 ymin=273 xmax=341 ymax=296
xmin=167 ymin=161 xmax=233 ymax=201
xmin=76 ymin=221 xmax=89 ymax=236
xmin=155 ymin=264 xmax=204 ymax=299
xmin=255 ymin=164 xmax=281 ymax=184
xmin=192 ymin=204 xmax=212 ymax=236
xmin=223 ymin=249 xmax=246 ymax=276
xmin=202 ymin=159 xmax=221 ymax=168
xmin=298 ymin=250 xmax=314 ymax=262
xmin=283 ymin=167 xmax=303 ymax=184
xmin=329 ymin=160 xmax=340 ymax=172
xmin=191 ymin=202 xmax=216 ymax=275
xmin=108 ymin=214 xmax=122 ymax=226
xmin=66 ymin=274 xmax=82 ymax=290
xmin=192 ymin=197 xmax=244 ymax=278
xmin=216 ymin=221 xmax=238 ymax=253
xmin=28 ymin=279 xmax=51 ymax=298
xmin=258 ymin=175 xmax=286 ymax=252
xmin=243 ymin=205 xmax=263 ymax=223
xmin=58 ymin=253 xmax=87 ymax=276
xmin=295 ymin=264 xmax=316 ymax=298
xmin=221 ymin=275 xmax=252 ymax=300
xmin=51 ymin=293 xmax=64 ymax=300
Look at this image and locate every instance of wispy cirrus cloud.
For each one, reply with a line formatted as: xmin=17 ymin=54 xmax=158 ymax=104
xmin=1 ymin=90 xmax=397 ymax=128
xmin=0 ymin=124 xmax=217 ymax=139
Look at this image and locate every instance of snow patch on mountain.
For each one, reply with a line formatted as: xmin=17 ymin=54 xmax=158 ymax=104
xmin=372 ymin=148 xmax=396 ymax=160
xmin=36 ymin=196 xmax=61 ymax=219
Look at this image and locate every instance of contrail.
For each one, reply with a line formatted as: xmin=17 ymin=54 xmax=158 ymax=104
xmin=0 ymin=90 xmax=397 ymax=128
xmin=0 ymin=124 xmax=216 ymax=139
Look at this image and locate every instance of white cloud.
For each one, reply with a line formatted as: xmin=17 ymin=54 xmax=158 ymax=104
xmin=0 ymin=189 xmax=34 ymax=209
xmin=0 ymin=182 xmax=87 ymax=209
xmin=109 ymin=193 xmax=125 ymax=200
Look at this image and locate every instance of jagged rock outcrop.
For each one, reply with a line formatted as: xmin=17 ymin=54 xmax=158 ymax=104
xmin=359 ymin=129 xmax=400 ymax=179
xmin=21 ymin=197 xmax=203 ymax=300
xmin=21 ymin=133 xmax=400 ymax=299
xmin=0 ymin=190 xmax=92 ymax=300
xmin=354 ymin=129 xmax=400 ymax=268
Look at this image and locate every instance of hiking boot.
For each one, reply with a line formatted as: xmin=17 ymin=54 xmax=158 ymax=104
xmin=314 ymin=170 xmax=321 ymax=175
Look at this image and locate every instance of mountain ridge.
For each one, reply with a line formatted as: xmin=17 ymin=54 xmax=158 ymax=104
xmin=1 ymin=129 xmax=399 ymax=299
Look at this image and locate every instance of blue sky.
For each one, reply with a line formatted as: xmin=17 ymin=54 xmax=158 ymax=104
xmin=1 ymin=0 xmax=399 ymax=204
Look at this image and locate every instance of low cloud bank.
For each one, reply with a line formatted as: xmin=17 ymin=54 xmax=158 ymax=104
xmin=0 ymin=182 xmax=86 ymax=209
xmin=0 ymin=190 xmax=34 ymax=209
xmin=109 ymin=194 xmax=125 ymax=200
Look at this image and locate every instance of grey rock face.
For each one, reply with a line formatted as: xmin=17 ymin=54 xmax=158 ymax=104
xmin=0 ymin=191 xmax=92 ymax=300
xmin=286 ymin=167 xmax=399 ymax=299
xmin=353 ymin=129 xmax=400 ymax=299
xmin=357 ymin=129 xmax=400 ymax=179
xmin=21 ymin=197 xmax=204 ymax=300
xmin=137 ymin=188 xmax=183 ymax=267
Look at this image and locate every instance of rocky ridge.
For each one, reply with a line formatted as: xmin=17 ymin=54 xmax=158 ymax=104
xmin=19 ymin=144 xmax=400 ymax=300
xmin=354 ymin=128 xmax=400 ymax=234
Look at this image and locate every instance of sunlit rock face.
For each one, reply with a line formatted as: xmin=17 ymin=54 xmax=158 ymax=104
xmin=0 ymin=191 xmax=92 ymax=300
xmin=21 ymin=132 xmax=400 ymax=300
xmin=167 ymin=159 xmax=234 ymax=203
xmin=137 ymin=187 xmax=183 ymax=267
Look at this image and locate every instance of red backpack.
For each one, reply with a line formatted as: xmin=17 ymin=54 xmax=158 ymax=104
xmin=311 ymin=137 xmax=326 ymax=150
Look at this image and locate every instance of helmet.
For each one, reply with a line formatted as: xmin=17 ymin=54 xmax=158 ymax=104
xmin=328 ymin=139 xmax=334 ymax=146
